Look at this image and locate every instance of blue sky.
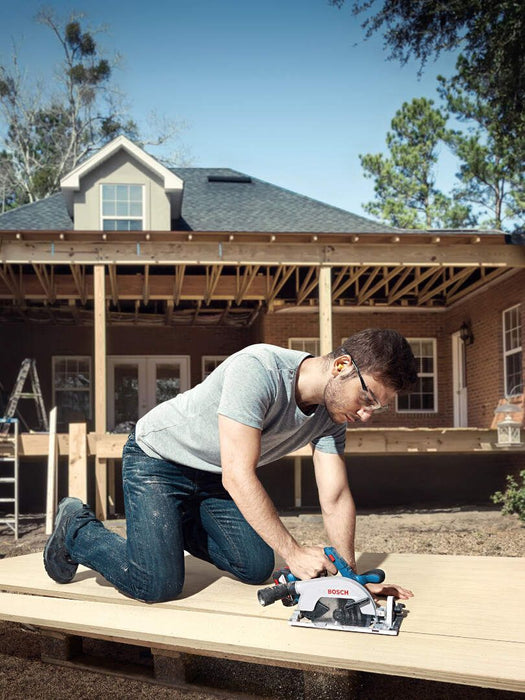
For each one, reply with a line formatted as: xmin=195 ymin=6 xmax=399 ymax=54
xmin=0 ymin=0 xmax=459 ymax=218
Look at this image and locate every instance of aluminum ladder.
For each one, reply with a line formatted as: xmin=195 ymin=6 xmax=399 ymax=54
xmin=0 ymin=418 xmax=19 ymax=539
xmin=1 ymin=359 xmax=48 ymax=434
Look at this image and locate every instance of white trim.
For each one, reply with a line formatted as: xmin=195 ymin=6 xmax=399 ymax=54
xmin=502 ymin=303 xmax=522 ymax=395
xmin=451 ymin=332 xmax=468 ymax=427
xmin=60 ymin=135 xmax=183 ymax=193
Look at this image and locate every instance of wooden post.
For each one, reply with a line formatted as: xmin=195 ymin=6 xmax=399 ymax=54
xmin=318 ymin=265 xmax=333 ymax=356
xmin=94 ymin=264 xmax=107 ymax=520
xmin=45 ymin=407 xmax=58 ymax=535
xmin=68 ymin=422 xmax=87 ymax=502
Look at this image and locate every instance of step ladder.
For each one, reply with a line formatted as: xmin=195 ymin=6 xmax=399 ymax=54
xmin=1 ymin=359 xmax=48 ymax=435
xmin=0 ymin=418 xmax=19 ymax=539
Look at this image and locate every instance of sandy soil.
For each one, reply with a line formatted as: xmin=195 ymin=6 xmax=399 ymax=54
xmin=0 ymin=507 xmax=523 ymax=699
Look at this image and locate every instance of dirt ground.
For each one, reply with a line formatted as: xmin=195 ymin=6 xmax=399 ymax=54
xmin=0 ymin=507 xmax=523 ymax=699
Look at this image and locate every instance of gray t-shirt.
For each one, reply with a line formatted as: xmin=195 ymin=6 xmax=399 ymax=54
xmin=135 ymin=343 xmax=346 ymax=473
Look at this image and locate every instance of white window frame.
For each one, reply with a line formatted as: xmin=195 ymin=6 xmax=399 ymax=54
xmin=202 ymin=355 xmax=228 ymax=380
xmin=52 ymin=355 xmax=92 ymax=423
xmin=100 ymin=183 xmax=145 ymax=231
xmin=288 ymin=337 xmax=320 ymax=355
xmin=503 ymin=304 xmax=522 ymax=395
xmin=396 ymin=338 xmax=438 ymax=413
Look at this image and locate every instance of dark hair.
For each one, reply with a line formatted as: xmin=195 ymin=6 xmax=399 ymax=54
xmin=330 ymin=329 xmax=418 ymax=393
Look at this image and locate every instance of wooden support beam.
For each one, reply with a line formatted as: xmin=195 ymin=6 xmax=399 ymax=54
xmin=93 ymin=265 xmax=107 ymax=520
xmin=318 ymin=265 xmax=332 ymax=355
xmin=358 ymin=265 xmax=405 ymax=305
xmin=45 ymin=407 xmax=58 ymax=535
xmin=143 ymin=265 xmax=150 ymax=306
xmin=0 ymin=264 xmax=23 ymax=303
xmin=418 ymin=267 xmax=472 ymax=305
xmin=388 ymin=266 xmax=441 ymax=305
xmin=266 ymin=265 xmax=296 ymax=307
xmin=68 ymin=423 xmax=87 ymax=502
xmin=447 ymin=267 xmax=509 ymax=304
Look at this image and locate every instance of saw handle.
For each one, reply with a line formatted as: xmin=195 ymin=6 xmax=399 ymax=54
xmin=257 ymin=582 xmax=296 ymax=607
xmin=324 ymin=547 xmax=385 ymax=585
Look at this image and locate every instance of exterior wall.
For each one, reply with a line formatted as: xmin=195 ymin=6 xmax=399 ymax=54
xmin=72 ymin=151 xmax=171 ymax=230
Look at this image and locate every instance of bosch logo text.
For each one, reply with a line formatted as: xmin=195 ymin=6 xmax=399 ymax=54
xmin=328 ymin=589 xmax=349 ymax=595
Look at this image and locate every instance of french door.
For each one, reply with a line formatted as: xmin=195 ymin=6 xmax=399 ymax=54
xmin=107 ymin=356 xmax=190 ymax=430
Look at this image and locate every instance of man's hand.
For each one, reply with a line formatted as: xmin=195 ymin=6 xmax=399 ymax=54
xmin=365 ymin=582 xmax=414 ymax=602
xmin=285 ymin=545 xmax=337 ymax=580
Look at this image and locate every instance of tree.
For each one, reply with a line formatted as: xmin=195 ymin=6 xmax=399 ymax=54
xmin=329 ymin=0 xmax=525 ymax=145
xmin=359 ymin=97 xmax=472 ymax=229
xmin=0 ymin=10 xmax=182 ymax=210
xmin=438 ymin=61 xmax=524 ymax=231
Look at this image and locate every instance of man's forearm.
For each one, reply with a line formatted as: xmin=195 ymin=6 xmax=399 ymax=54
xmin=320 ymin=489 xmax=357 ymax=570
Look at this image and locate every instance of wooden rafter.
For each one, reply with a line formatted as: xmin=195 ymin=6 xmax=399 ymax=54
xmin=332 ymin=267 xmax=367 ymax=301
xmin=417 ymin=268 xmax=446 ymax=299
xmin=418 ymin=267 xmax=473 ymax=305
xmin=266 ymin=265 xmax=296 ymax=306
xmin=165 ymin=298 xmax=174 ymax=324
xmin=235 ymin=265 xmax=260 ymax=305
xmin=446 ymin=267 xmax=510 ymax=304
xmin=248 ymin=300 xmax=262 ymax=326
xmin=358 ymin=266 xmax=405 ymax=305
xmin=32 ymin=264 xmax=55 ymax=303
xmin=388 ymin=266 xmax=442 ymax=305
xmin=70 ymin=264 xmax=87 ymax=305
xmin=0 ymin=264 xmax=23 ymax=303
xmin=107 ymin=265 xmax=119 ymax=306
xmin=173 ymin=265 xmax=185 ymax=305
xmin=357 ymin=267 xmax=382 ymax=304
xmin=220 ymin=300 xmax=232 ymax=323
xmin=204 ymin=265 xmax=223 ymax=305
xmin=296 ymin=267 xmax=319 ymax=305
xmin=143 ymin=265 xmax=150 ymax=306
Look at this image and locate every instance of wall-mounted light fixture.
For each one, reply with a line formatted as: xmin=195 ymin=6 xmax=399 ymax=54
xmin=459 ymin=320 xmax=474 ymax=345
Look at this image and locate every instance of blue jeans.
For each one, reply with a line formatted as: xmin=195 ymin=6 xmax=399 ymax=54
xmin=65 ymin=432 xmax=274 ymax=602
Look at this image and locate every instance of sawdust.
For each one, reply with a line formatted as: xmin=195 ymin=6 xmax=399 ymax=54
xmin=0 ymin=507 xmax=523 ymax=699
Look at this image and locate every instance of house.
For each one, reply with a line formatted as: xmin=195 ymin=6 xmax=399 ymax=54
xmin=0 ymin=136 xmax=523 ymax=514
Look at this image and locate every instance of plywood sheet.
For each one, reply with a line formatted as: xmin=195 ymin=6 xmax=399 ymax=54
xmin=0 ymin=552 xmax=523 ymax=692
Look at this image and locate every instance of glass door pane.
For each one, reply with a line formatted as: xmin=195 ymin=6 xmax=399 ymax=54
xmin=155 ymin=363 xmax=181 ymax=404
xmin=113 ymin=363 xmax=140 ymax=427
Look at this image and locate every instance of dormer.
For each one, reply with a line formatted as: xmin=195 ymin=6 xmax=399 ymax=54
xmin=60 ymin=135 xmax=183 ymax=231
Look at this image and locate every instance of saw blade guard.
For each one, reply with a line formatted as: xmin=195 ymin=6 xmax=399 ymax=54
xmin=293 ymin=576 xmax=377 ymax=617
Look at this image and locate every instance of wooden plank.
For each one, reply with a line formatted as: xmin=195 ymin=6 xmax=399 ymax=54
xmin=0 ymin=550 xmax=523 ymax=692
xmin=68 ymin=423 xmax=87 ymax=502
xmin=93 ymin=265 xmax=107 ymax=521
xmin=45 ymin=407 xmax=58 ymax=535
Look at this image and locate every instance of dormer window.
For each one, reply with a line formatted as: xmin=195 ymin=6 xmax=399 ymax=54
xmin=101 ymin=184 xmax=144 ymax=230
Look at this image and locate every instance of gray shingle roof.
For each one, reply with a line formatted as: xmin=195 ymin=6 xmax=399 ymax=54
xmin=0 ymin=168 xmax=411 ymax=234
xmin=170 ymin=168 xmax=400 ymax=233
xmin=0 ymin=192 xmax=73 ymax=230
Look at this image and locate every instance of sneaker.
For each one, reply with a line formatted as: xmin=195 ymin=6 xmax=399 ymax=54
xmin=43 ymin=497 xmax=84 ymax=583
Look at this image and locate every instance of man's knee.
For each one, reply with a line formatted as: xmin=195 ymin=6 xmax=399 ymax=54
xmin=133 ymin=573 xmax=184 ymax=603
xmin=233 ymin=544 xmax=274 ymax=585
